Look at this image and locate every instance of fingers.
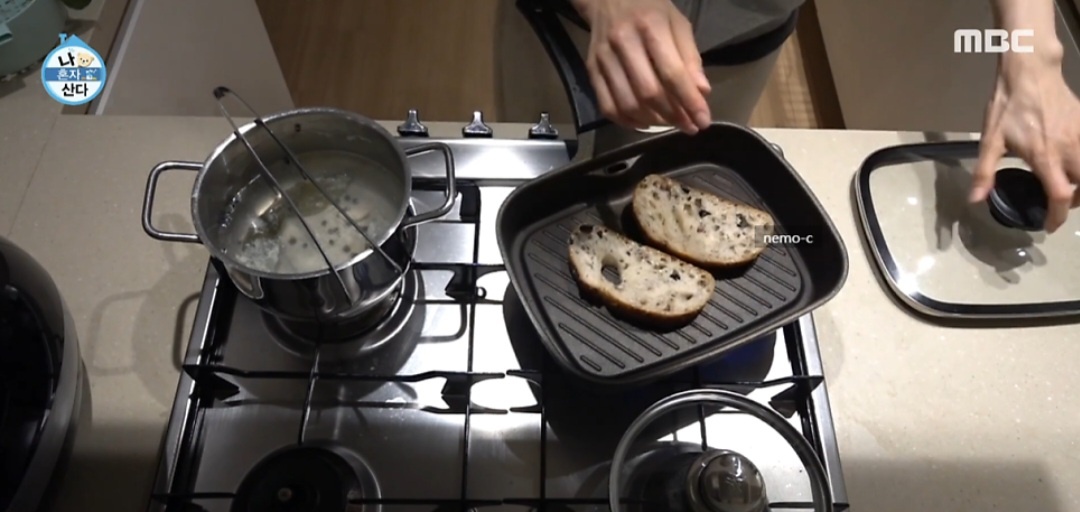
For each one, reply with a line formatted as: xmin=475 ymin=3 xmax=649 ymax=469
xmin=637 ymin=17 xmax=710 ymax=130
xmin=608 ymin=26 xmax=694 ymax=133
xmin=971 ymin=132 xmax=1006 ymax=203
xmin=669 ymin=15 xmax=710 ymax=94
xmin=585 ymin=7 xmax=709 ymax=133
xmin=1031 ymin=149 xmax=1073 ymax=232
xmin=597 ymin=12 xmax=708 ymax=134
xmin=592 ymin=46 xmax=651 ymax=128
xmin=589 ymin=52 xmax=634 ymax=128
xmin=589 ymin=59 xmax=639 ymax=129
xmin=971 ymin=97 xmax=1007 ymax=203
xmin=1065 ymin=147 xmax=1080 ymax=208
xmin=975 ymin=74 xmax=1080 ymax=232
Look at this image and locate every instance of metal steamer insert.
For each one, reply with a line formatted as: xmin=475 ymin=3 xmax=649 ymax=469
xmin=143 ymin=87 xmax=459 ymax=324
xmin=210 ymin=87 xmax=436 ymax=309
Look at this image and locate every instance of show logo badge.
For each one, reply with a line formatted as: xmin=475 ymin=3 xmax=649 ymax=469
xmin=41 ymin=33 xmax=107 ymax=106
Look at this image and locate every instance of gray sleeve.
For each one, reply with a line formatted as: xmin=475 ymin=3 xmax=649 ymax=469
xmin=673 ymin=0 xmax=805 ymax=51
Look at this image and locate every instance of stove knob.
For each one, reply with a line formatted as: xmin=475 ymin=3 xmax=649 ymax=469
xmin=693 ymin=450 xmax=768 ymax=512
xmin=528 ymin=112 xmax=559 ymax=140
xmin=462 ymin=111 xmax=493 ymax=138
xmin=397 ymin=109 xmax=429 ymax=137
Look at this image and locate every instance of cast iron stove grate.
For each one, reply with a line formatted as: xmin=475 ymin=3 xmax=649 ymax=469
xmin=148 ymin=178 xmax=850 ymax=512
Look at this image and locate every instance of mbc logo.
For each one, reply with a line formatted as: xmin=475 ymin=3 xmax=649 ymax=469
xmin=954 ymin=29 xmax=1035 ymax=53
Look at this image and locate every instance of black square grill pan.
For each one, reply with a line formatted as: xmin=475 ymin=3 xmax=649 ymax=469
xmin=496 ymin=123 xmax=849 ymax=388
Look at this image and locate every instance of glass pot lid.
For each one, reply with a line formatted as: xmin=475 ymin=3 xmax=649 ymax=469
xmin=608 ymin=389 xmax=833 ymax=512
xmin=854 ymin=141 xmax=1080 ymax=320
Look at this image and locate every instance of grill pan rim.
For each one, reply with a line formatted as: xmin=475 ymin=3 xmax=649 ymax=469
xmin=496 ymin=122 xmax=850 ymax=387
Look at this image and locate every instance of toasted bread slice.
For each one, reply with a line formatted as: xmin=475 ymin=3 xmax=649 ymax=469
xmin=632 ymin=174 xmax=775 ymax=267
xmin=567 ymin=224 xmax=715 ymax=327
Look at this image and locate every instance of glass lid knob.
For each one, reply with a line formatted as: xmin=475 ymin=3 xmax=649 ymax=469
xmin=690 ymin=450 xmax=768 ymax=512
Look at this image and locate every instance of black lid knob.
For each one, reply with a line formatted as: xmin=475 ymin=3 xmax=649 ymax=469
xmin=987 ymin=168 xmax=1047 ymax=231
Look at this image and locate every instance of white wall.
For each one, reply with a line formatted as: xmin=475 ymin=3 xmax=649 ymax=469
xmin=94 ymin=0 xmax=294 ymax=116
xmin=815 ymin=0 xmax=1080 ymax=133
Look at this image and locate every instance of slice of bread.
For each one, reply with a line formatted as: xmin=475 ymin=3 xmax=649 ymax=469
xmin=632 ymin=174 xmax=775 ymax=267
xmin=567 ymin=224 xmax=715 ymax=328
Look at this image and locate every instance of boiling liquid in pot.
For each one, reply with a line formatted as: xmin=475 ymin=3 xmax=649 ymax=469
xmin=218 ymin=150 xmax=399 ymax=276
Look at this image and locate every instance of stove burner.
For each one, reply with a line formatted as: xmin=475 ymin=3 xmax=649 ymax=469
xmin=265 ymin=271 xmax=420 ymax=362
xmin=272 ymin=291 xmax=399 ymax=344
xmin=232 ymin=445 xmax=379 ymax=512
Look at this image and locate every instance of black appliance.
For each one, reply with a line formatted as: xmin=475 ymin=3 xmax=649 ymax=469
xmin=0 ymin=236 xmax=86 ymax=512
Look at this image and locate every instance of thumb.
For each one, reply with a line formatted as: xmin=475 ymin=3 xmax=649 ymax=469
xmin=970 ymin=133 xmax=1005 ymax=203
xmin=696 ymin=69 xmax=710 ymax=93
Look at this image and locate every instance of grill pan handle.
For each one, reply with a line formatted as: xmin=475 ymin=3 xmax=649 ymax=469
xmin=515 ymin=0 xmax=610 ymax=135
xmin=142 ymin=161 xmax=202 ymax=244
xmin=580 ymin=137 xmax=788 ymax=183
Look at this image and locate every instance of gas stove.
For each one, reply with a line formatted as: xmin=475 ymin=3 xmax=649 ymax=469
xmin=147 ymin=111 xmax=850 ymax=512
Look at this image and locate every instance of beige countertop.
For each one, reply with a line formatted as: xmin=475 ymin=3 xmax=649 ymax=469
xmin=0 ymin=0 xmax=106 ymax=235
xmin=4 ymin=116 xmax=1079 ymax=512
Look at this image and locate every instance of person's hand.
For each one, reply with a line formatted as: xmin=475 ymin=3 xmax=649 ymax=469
xmin=971 ymin=49 xmax=1080 ymax=233
xmin=572 ymin=0 xmax=712 ymax=134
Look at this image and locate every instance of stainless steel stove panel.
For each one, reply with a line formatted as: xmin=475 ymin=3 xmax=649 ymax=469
xmin=400 ymin=138 xmax=576 ymax=182
xmin=148 ymin=132 xmax=849 ymax=512
xmin=191 ymin=402 xmax=469 ymax=509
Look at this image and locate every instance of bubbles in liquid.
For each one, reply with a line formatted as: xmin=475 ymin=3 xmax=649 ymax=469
xmin=233 ymin=234 xmax=282 ymax=271
xmin=218 ymin=193 xmax=243 ymax=232
xmin=221 ymin=150 xmax=399 ymax=275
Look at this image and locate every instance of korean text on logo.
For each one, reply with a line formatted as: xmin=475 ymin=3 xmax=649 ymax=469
xmin=41 ymin=33 xmax=107 ymax=106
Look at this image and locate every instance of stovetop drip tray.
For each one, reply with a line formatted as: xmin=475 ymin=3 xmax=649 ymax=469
xmin=147 ymin=178 xmax=849 ymax=512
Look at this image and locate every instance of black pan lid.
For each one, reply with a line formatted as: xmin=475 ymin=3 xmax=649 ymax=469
xmin=0 ymin=236 xmax=65 ymax=511
xmin=854 ymin=141 xmax=1080 ymax=320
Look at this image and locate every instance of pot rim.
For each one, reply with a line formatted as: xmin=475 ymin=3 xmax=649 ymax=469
xmin=190 ymin=106 xmax=412 ymax=281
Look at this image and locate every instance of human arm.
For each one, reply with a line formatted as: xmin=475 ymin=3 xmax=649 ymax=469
xmin=971 ymin=0 xmax=1080 ymax=232
xmin=570 ymin=0 xmax=712 ymax=134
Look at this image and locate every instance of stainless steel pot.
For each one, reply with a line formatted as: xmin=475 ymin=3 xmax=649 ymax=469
xmin=141 ymin=107 xmax=456 ymax=322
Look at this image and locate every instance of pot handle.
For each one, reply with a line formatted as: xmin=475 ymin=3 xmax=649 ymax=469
xmin=400 ymin=142 xmax=457 ymax=229
xmin=515 ymin=0 xmax=610 ymax=135
xmin=142 ymin=161 xmax=202 ymax=243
